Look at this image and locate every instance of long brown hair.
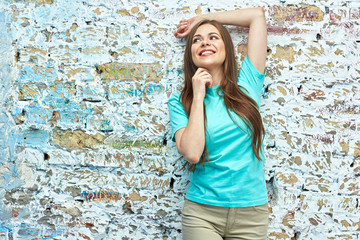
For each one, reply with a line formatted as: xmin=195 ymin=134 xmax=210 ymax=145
xmin=180 ymin=20 xmax=265 ymax=171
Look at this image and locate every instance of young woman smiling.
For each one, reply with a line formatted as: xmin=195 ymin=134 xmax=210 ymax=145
xmin=168 ymin=7 xmax=268 ymax=240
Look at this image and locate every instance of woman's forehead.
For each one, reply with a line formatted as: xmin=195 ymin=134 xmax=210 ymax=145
xmin=194 ymin=24 xmax=220 ymax=36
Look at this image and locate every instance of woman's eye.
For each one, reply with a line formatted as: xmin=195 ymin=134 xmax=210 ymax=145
xmin=193 ymin=38 xmax=200 ymax=43
xmin=210 ymin=36 xmax=218 ymax=40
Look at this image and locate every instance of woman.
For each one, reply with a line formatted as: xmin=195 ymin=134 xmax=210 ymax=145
xmin=167 ymin=7 xmax=269 ymax=240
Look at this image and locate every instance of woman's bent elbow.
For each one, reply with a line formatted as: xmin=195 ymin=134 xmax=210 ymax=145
xmin=186 ymin=155 xmax=201 ymax=164
xmin=177 ymin=145 xmax=202 ymax=164
xmin=254 ymin=7 xmax=265 ymax=19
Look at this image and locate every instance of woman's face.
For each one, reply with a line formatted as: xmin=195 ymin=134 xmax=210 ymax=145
xmin=191 ymin=24 xmax=226 ymax=70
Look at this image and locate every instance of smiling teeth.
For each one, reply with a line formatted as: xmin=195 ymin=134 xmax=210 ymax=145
xmin=201 ymin=51 xmax=214 ymax=55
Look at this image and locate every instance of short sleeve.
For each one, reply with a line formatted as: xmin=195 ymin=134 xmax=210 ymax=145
xmin=167 ymin=93 xmax=188 ymax=142
xmin=237 ymin=55 xmax=266 ymax=104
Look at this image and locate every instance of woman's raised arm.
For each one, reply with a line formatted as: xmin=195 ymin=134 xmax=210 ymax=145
xmin=175 ymin=7 xmax=267 ymax=74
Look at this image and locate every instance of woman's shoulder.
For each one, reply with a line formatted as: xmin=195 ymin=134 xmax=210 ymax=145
xmin=167 ymin=92 xmax=182 ymax=105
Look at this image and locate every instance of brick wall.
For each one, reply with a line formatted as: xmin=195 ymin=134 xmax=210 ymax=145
xmin=0 ymin=0 xmax=359 ymax=239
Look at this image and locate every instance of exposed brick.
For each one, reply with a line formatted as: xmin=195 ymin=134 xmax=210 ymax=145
xmin=275 ymin=171 xmax=301 ymax=188
xmin=339 ymin=177 xmax=360 ymax=195
xmin=77 ymin=150 xmax=138 ymax=168
xmin=268 ymin=230 xmax=292 ymax=240
xmin=304 ymin=175 xmax=334 ymax=193
xmin=354 ymin=141 xmax=360 ymax=157
xmin=52 ymin=128 xmax=105 ymax=150
xmin=82 ymin=190 xmax=122 ymax=202
xmin=329 ymin=8 xmax=360 ymax=23
xmin=117 ymin=9 xmax=130 ymax=16
xmin=96 ymin=63 xmax=163 ymax=81
xmin=121 ymin=174 xmax=170 ymax=190
xmin=17 ymin=83 xmax=41 ymax=100
xmin=270 ymin=5 xmax=324 ymax=22
xmin=282 ymin=210 xmax=295 ymax=227
xmin=18 ymin=47 xmax=49 ymax=63
xmin=272 ymin=45 xmax=297 ymax=64
xmin=108 ymin=82 xmax=166 ymax=100
xmin=104 ymin=136 xmax=164 ymax=153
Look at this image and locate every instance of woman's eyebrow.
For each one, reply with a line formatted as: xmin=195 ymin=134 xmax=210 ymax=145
xmin=193 ymin=32 xmax=220 ymax=38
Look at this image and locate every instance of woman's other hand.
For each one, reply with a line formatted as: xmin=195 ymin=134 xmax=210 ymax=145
xmin=174 ymin=16 xmax=201 ymax=38
xmin=192 ymin=68 xmax=212 ymax=100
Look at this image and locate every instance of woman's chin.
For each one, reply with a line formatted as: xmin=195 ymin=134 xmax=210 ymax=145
xmin=194 ymin=61 xmax=223 ymax=71
xmin=195 ymin=63 xmax=212 ymax=70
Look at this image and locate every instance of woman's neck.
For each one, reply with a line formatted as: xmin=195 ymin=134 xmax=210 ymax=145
xmin=208 ymin=66 xmax=224 ymax=87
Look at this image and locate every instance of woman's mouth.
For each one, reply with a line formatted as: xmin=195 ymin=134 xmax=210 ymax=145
xmin=199 ymin=50 xmax=215 ymax=56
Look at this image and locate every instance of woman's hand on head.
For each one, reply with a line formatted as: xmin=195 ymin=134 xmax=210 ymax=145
xmin=174 ymin=16 xmax=201 ymax=38
xmin=192 ymin=68 xmax=212 ymax=100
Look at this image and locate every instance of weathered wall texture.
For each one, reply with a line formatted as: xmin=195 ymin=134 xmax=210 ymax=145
xmin=0 ymin=0 xmax=359 ymax=239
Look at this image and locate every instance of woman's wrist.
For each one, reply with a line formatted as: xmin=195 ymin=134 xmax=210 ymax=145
xmin=192 ymin=96 xmax=204 ymax=103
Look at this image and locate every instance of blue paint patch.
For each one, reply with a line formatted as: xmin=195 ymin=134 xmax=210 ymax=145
xmin=9 ymin=107 xmax=23 ymax=122
xmin=53 ymin=101 xmax=93 ymax=129
xmin=0 ymin=149 xmax=9 ymax=164
xmin=165 ymin=69 xmax=183 ymax=81
xmin=41 ymin=82 xmax=76 ymax=106
xmin=124 ymin=123 xmax=136 ymax=132
xmin=86 ymin=116 xmax=112 ymax=131
xmin=138 ymin=83 xmax=166 ymax=96
xmin=10 ymin=103 xmax=52 ymax=128
xmin=0 ymin=226 xmax=11 ymax=237
xmin=81 ymin=68 xmax=94 ymax=81
xmin=17 ymin=65 xmax=57 ymax=84
xmin=0 ymin=64 xmax=10 ymax=78
xmin=41 ymin=229 xmax=64 ymax=239
xmin=0 ymin=11 xmax=5 ymax=23
xmin=0 ymin=111 xmax=12 ymax=136
xmin=1 ymin=222 xmax=64 ymax=239
xmin=40 ymin=96 xmax=74 ymax=109
xmin=15 ymin=128 xmax=51 ymax=151
xmin=0 ymin=162 xmax=25 ymax=190
xmin=31 ymin=6 xmax=53 ymax=24
xmin=108 ymin=82 xmax=167 ymax=100
xmin=31 ymin=3 xmax=87 ymax=27
xmin=18 ymin=223 xmax=39 ymax=237
xmin=7 ymin=127 xmax=17 ymax=162
xmin=79 ymin=84 xmax=106 ymax=101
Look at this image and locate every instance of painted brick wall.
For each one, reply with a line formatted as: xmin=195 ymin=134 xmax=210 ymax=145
xmin=0 ymin=0 xmax=359 ymax=239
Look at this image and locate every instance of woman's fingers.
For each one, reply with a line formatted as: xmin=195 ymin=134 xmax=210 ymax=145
xmin=192 ymin=68 xmax=212 ymax=99
xmin=193 ymin=68 xmax=212 ymax=86
xmin=174 ymin=28 xmax=188 ymax=38
xmin=175 ymin=20 xmax=188 ymax=31
xmin=176 ymin=23 xmax=187 ymax=31
xmin=174 ymin=17 xmax=200 ymax=38
xmin=174 ymin=19 xmax=191 ymax=38
xmin=174 ymin=25 xmax=187 ymax=37
xmin=176 ymin=19 xmax=188 ymax=29
xmin=192 ymin=68 xmax=209 ymax=78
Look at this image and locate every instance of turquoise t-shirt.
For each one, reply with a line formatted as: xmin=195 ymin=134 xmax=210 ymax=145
xmin=167 ymin=55 xmax=268 ymax=207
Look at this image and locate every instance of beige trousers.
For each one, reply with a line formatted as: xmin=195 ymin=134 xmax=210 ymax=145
xmin=182 ymin=199 xmax=269 ymax=240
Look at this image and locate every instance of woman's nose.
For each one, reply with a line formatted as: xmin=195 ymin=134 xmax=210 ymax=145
xmin=201 ymin=39 xmax=210 ymax=46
